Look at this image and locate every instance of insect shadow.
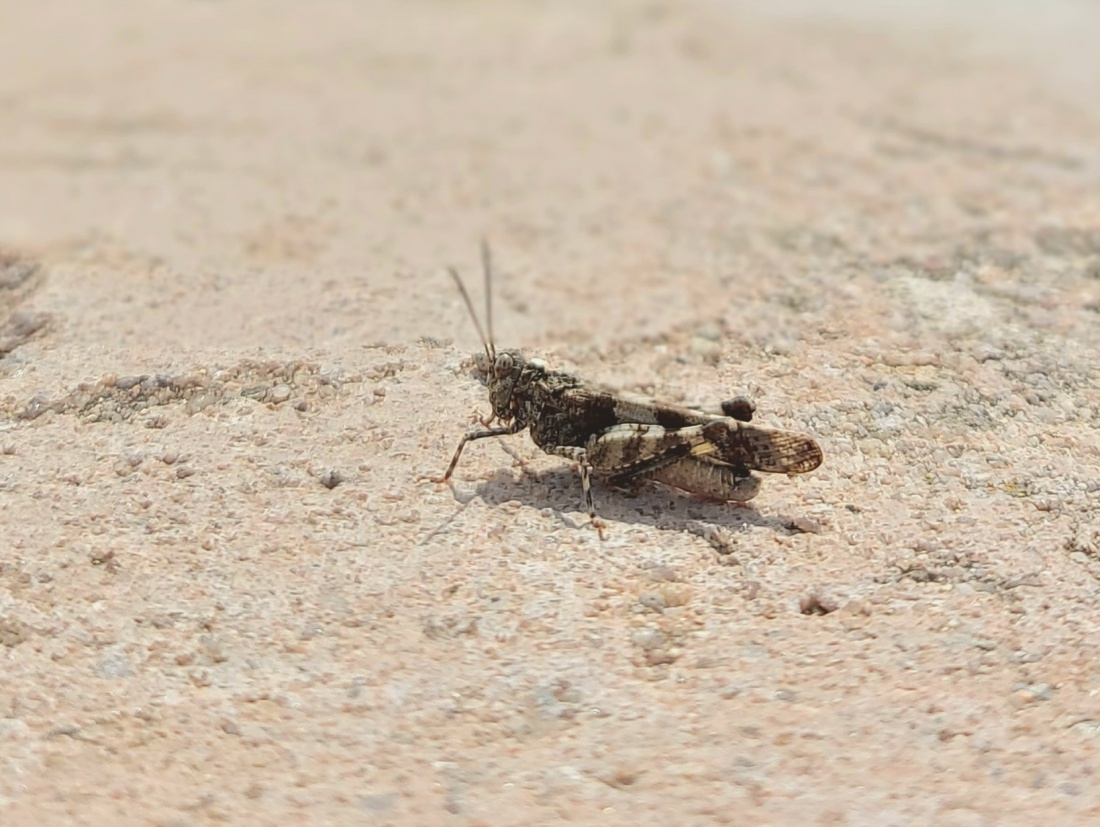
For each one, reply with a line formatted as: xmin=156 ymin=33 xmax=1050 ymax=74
xmin=473 ymin=462 xmax=796 ymax=537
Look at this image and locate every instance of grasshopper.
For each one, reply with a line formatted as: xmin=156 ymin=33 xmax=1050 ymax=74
xmin=430 ymin=242 xmax=823 ymax=536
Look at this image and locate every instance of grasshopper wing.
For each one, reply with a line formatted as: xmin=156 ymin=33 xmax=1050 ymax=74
xmin=697 ymin=420 xmax=822 ymax=474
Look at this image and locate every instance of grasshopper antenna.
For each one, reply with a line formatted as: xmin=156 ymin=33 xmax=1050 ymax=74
xmin=447 ymin=265 xmax=492 ymax=364
xmin=480 ymin=238 xmax=496 ymax=360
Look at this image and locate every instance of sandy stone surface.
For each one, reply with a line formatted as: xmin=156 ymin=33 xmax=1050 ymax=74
xmin=2 ymin=1 xmax=1100 ymax=824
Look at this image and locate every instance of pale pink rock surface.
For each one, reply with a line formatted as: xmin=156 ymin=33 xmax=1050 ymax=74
xmin=1 ymin=2 xmax=1098 ymax=824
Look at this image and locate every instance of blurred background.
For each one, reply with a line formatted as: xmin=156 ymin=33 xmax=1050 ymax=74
xmin=2 ymin=0 xmax=1097 ymax=359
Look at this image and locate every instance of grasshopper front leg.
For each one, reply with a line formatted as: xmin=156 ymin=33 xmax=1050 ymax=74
xmin=429 ymin=420 xmax=523 ymax=484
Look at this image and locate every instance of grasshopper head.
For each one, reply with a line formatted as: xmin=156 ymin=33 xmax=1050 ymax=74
xmin=449 ymin=242 xmax=535 ymax=424
xmin=474 ymin=348 xmax=527 ymax=421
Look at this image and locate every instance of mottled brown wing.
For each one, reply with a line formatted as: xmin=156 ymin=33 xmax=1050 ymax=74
xmin=698 ymin=420 xmax=823 ymax=474
xmin=559 ymin=387 xmax=822 ymax=475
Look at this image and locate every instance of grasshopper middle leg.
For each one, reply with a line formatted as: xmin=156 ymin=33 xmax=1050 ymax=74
xmin=544 ymin=445 xmax=606 ymax=538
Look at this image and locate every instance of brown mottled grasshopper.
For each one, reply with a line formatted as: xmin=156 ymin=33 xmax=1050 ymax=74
xmin=430 ymin=242 xmax=823 ymax=535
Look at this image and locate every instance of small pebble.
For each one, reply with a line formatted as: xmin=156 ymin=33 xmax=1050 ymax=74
xmin=185 ymin=393 xmax=215 ymax=415
xmin=800 ymin=592 xmax=839 ymax=615
xmin=595 ymin=767 xmax=640 ymax=789
xmin=320 ymin=470 xmax=344 ymax=489
xmin=690 ymin=337 xmax=721 ymax=365
xmin=787 ymin=515 xmax=823 ymax=534
xmin=1011 ymin=683 xmax=1053 ymax=705
xmin=637 ymin=592 xmax=667 ymax=612
xmin=97 ymin=646 xmax=132 ymax=679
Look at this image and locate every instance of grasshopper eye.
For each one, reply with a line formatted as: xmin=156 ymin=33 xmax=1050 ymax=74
xmin=494 ymin=353 xmax=514 ymax=377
